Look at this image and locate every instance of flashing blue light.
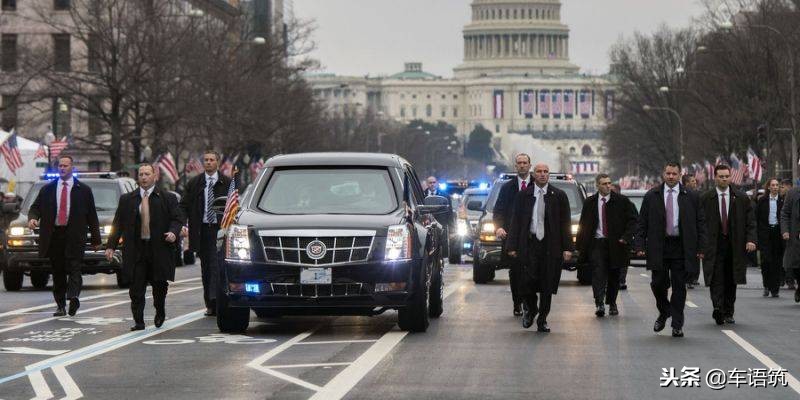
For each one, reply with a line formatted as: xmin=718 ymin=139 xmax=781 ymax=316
xmin=43 ymin=172 xmax=78 ymax=180
xmin=438 ymin=183 xmax=448 ymax=191
xmin=463 ymin=242 xmax=472 ymax=249
xmin=478 ymin=182 xmax=489 ymax=190
xmin=245 ymin=283 xmax=260 ymax=294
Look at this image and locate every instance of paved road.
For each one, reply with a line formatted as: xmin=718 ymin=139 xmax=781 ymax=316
xmin=0 ymin=262 xmax=798 ymax=399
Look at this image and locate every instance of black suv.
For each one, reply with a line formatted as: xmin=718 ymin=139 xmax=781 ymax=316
xmin=471 ymin=173 xmax=589 ymax=284
xmin=2 ymin=172 xmax=137 ymax=291
xmin=215 ymin=153 xmax=449 ymax=333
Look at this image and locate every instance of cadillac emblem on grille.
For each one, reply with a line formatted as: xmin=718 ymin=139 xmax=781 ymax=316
xmin=306 ymin=240 xmax=327 ymax=260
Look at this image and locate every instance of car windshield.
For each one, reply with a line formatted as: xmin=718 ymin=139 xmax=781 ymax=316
xmin=258 ymin=168 xmax=397 ymax=215
xmin=629 ymin=196 xmax=644 ymax=212
xmin=463 ymin=193 xmax=488 ymax=208
xmin=485 ymin=180 xmax=509 ymax=211
xmin=549 ymin=181 xmax=583 ymax=215
xmin=21 ymin=180 xmax=122 ymax=214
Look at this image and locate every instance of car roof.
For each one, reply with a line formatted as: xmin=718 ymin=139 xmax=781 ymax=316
xmin=463 ymin=188 xmax=490 ymax=195
xmin=265 ymin=153 xmax=407 ymax=168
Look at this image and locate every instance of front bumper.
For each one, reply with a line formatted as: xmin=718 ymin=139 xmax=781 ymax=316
xmin=3 ymin=245 xmax=121 ymax=273
xmin=222 ymin=258 xmax=422 ymax=309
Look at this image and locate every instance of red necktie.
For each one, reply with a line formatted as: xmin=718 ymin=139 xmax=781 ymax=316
xmin=601 ymin=197 xmax=608 ymax=237
xmin=521 ymin=180 xmax=527 ymax=191
xmin=57 ymin=181 xmax=68 ymax=226
xmin=721 ymin=193 xmax=728 ymax=235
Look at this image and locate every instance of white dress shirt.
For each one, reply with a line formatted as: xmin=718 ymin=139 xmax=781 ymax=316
xmin=663 ymin=183 xmax=680 ymax=236
xmin=55 ymin=177 xmax=74 ymax=226
xmin=769 ymin=194 xmax=779 ymax=225
xmin=716 ymin=187 xmax=730 ymax=222
xmin=596 ymin=194 xmax=610 ymax=238
xmin=530 ymin=183 xmax=548 ymax=236
xmin=203 ymin=172 xmax=219 ymax=223
xmin=517 ymin=175 xmax=531 ymax=191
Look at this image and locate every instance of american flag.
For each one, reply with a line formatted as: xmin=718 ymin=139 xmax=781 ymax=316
xmin=552 ymin=91 xmax=562 ymax=117
xmin=249 ymin=158 xmax=264 ymax=179
xmin=693 ymin=163 xmax=706 ymax=185
xmin=729 ymin=153 xmax=745 ymax=185
xmin=747 ymin=148 xmax=762 ymax=183
xmin=705 ymin=160 xmax=714 ymax=182
xmin=157 ymin=152 xmax=179 ymax=184
xmin=0 ymin=130 xmax=24 ymax=173
xmin=564 ymin=90 xmax=575 ymax=118
xmin=220 ymin=154 xmax=238 ymax=178
xmin=220 ymin=168 xmax=239 ymax=230
xmin=184 ymin=157 xmax=203 ymax=174
xmin=539 ymin=90 xmax=550 ymax=117
xmin=493 ymin=90 xmax=504 ymax=119
xmin=570 ymin=161 xmax=599 ymax=175
xmin=520 ymin=90 xmax=534 ymax=118
xmin=34 ymin=144 xmax=47 ymax=159
xmin=579 ymin=90 xmax=591 ymax=118
xmin=48 ymin=136 xmax=69 ymax=160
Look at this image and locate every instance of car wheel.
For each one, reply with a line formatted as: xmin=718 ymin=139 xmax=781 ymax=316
xmin=3 ymin=271 xmax=23 ymax=291
xmin=472 ymin=256 xmax=490 ymax=284
xmin=30 ymin=272 xmax=49 ymax=289
xmin=398 ymin=266 xmax=430 ymax=332
xmin=116 ymin=271 xmax=130 ymax=289
xmin=216 ymin=269 xmax=249 ymax=333
xmin=183 ymin=250 xmax=196 ymax=265
xmin=428 ymin=256 xmax=444 ymax=318
xmin=577 ymin=265 xmax=592 ymax=285
xmin=254 ymin=308 xmax=282 ymax=319
xmin=448 ymin=240 xmax=462 ymax=264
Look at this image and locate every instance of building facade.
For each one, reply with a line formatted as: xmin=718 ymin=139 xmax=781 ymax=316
xmin=307 ymin=0 xmax=615 ymax=188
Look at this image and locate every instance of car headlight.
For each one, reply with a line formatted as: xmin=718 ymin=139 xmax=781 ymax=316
xmin=9 ymin=227 xmax=26 ymax=236
xmin=571 ymin=224 xmax=579 ymax=235
xmin=225 ymin=224 xmax=251 ymax=261
xmin=481 ymin=222 xmax=495 ymax=234
xmin=457 ymin=219 xmax=468 ymax=236
xmin=385 ymin=224 xmax=412 ymax=261
xmin=102 ymin=225 xmax=113 ymax=235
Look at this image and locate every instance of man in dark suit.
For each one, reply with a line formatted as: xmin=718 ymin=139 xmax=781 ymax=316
xmin=492 ymin=153 xmax=532 ymax=316
xmin=577 ymin=173 xmax=637 ymax=317
xmin=179 ymin=150 xmax=231 ymax=316
xmin=506 ymin=163 xmax=572 ymax=333
xmin=757 ymin=178 xmax=784 ymax=297
xmin=780 ymin=178 xmax=797 ymax=291
xmin=635 ymin=162 xmax=706 ymax=338
xmin=28 ymin=156 xmax=101 ymax=317
xmin=701 ymin=164 xmax=756 ymax=325
xmin=106 ymin=164 xmax=183 ymax=330
xmin=682 ymin=174 xmax=701 ymax=289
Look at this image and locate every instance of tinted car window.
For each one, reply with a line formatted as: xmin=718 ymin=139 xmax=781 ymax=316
xmin=463 ymin=193 xmax=488 ymax=207
xmin=485 ymin=180 xmax=510 ymax=211
xmin=259 ymin=168 xmax=398 ymax=215
xmin=549 ymin=181 xmax=583 ymax=215
xmin=628 ymin=196 xmax=644 ymax=212
xmin=21 ymin=180 xmax=122 ymax=213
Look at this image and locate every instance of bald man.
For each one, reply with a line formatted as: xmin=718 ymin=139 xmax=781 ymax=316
xmin=506 ymin=163 xmax=573 ymax=332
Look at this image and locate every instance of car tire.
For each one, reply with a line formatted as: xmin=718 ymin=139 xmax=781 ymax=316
xmin=216 ymin=268 xmax=250 ymax=333
xmin=116 ymin=271 xmax=130 ymax=289
xmin=30 ymin=272 xmax=49 ymax=289
xmin=472 ymin=256 xmax=490 ymax=284
xmin=3 ymin=271 xmax=23 ymax=291
xmin=428 ymin=255 xmax=444 ymax=318
xmin=254 ymin=308 xmax=282 ymax=319
xmin=398 ymin=264 xmax=430 ymax=332
xmin=448 ymin=241 xmax=462 ymax=264
xmin=183 ymin=251 xmax=196 ymax=265
xmin=576 ymin=265 xmax=592 ymax=285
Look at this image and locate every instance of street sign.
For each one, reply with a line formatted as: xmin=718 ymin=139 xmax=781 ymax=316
xmin=36 ymin=162 xmax=48 ymax=168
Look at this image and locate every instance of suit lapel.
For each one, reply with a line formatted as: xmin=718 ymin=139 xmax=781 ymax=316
xmin=68 ymin=180 xmax=80 ymax=220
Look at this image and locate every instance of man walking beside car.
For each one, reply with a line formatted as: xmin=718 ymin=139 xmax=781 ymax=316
xmin=180 ymin=150 xmax=231 ymax=316
xmin=757 ymin=178 xmax=784 ymax=298
xmin=106 ymin=164 xmax=183 ymax=330
xmin=28 ymin=155 xmax=101 ymax=317
xmin=577 ymin=173 xmax=637 ymax=317
xmin=506 ymin=163 xmax=572 ymax=333
xmin=493 ymin=153 xmax=532 ymax=316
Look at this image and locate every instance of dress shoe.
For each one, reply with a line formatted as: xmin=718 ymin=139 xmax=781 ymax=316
xmin=692 ymin=281 xmax=700 ymax=286
xmin=53 ymin=307 xmax=66 ymax=317
xmin=204 ymin=308 xmax=216 ymax=317
xmin=724 ymin=316 xmax=735 ymax=324
xmin=619 ymin=284 xmax=627 ymax=291
xmin=672 ymin=328 xmax=684 ymax=337
xmin=595 ymin=304 xmax=605 ymax=317
xmin=521 ymin=303 xmax=534 ymax=329
xmin=513 ymin=303 xmax=522 ymax=317
xmin=654 ymin=315 xmax=668 ymax=332
xmin=795 ymin=289 xmax=800 ymax=303
xmin=712 ymin=309 xmax=724 ymax=325
xmin=68 ymin=298 xmax=80 ymax=316
xmin=130 ymin=323 xmax=145 ymax=331
xmin=154 ymin=311 xmax=165 ymax=328
xmin=609 ymin=304 xmax=619 ymax=316
xmin=771 ymin=292 xmax=779 ymax=298
xmin=763 ymin=289 xmax=770 ymax=297
xmin=536 ymin=321 xmax=550 ymax=333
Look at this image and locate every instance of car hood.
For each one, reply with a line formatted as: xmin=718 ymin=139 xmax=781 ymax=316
xmin=236 ymin=209 xmax=406 ymax=236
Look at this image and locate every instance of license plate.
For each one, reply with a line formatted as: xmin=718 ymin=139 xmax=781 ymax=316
xmin=300 ymin=268 xmax=332 ymax=284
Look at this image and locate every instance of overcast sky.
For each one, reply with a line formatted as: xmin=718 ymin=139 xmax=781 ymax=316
xmin=291 ymin=0 xmax=708 ymax=77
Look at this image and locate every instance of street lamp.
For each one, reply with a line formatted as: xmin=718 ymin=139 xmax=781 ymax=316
xmin=643 ymin=104 xmax=685 ymax=165
xmin=720 ymin=20 xmax=798 ymax=181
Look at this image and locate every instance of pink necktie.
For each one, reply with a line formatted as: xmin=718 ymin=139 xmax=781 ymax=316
xmin=57 ymin=182 xmax=68 ymax=226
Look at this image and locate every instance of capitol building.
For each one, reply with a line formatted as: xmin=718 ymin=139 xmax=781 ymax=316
xmin=307 ymin=0 xmax=615 ymax=185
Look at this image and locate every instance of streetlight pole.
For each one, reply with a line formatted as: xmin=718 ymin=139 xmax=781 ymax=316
xmin=643 ymin=105 xmax=685 ymax=165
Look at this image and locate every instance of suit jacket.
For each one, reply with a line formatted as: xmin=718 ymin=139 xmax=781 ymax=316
xmin=28 ymin=178 xmax=101 ymax=259
xmin=179 ymin=172 xmax=231 ymax=252
xmin=780 ymin=187 xmax=800 ymax=271
xmin=634 ymin=183 xmax=706 ymax=273
xmin=506 ymin=184 xmax=572 ymax=295
xmin=700 ymin=187 xmax=756 ymax=285
xmin=106 ymin=187 xmax=183 ymax=282
xmin=576 ymin=191 xmax=638 ymax=267
xmin=493 ymin=176 xmax=528 ymax=256
xmin=756 ymin=194 xmax=784 ymax=253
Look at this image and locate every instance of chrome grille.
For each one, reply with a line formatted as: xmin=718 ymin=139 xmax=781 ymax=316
xmin=269 ymin=282 xmax=365 ymax=297
xmin=259 ymin=229 xmax=376 ymax=266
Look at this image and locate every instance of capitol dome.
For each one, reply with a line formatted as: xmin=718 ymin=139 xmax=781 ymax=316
xmin=453 ymin=0 xmax=580 ymax=78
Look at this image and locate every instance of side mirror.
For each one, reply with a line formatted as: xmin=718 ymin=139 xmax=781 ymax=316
xmin=423 ymin=195 xmax=449 ymax=207
xmin=466 ymin=200 xmax=484 ymax=211
xmin=418 ymin=204 xmax=448 ymax=217
xmin=212 ymin=196 xmax=228 ymax=217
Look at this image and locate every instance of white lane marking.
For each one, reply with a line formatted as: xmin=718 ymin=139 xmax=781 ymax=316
xmin=296 ymin=340 xmax=378 ymax=346
xmin=264 ymin=362 xmax=352 ymax=369
xmin=686 ymin=301 xmax=698 ymax=308
xmin=27 ymin=370 xmax=53 ymax=400
xmin=722 ymin=330 xmax=800 ymax=395
xmin=0 ymin=347 xmax=69 ymax=356
xmin=0 ymin=286 xmax=201 ymax=334
xmin=246 ymin=330 xmax=318 ymax=391
xmin=259 ymin=368 xmax=322 ymax=392
xmin=639 ymin=273 xmax=649 ymax=278
xmin=52 ymin=365 xmax=82 ymax=400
